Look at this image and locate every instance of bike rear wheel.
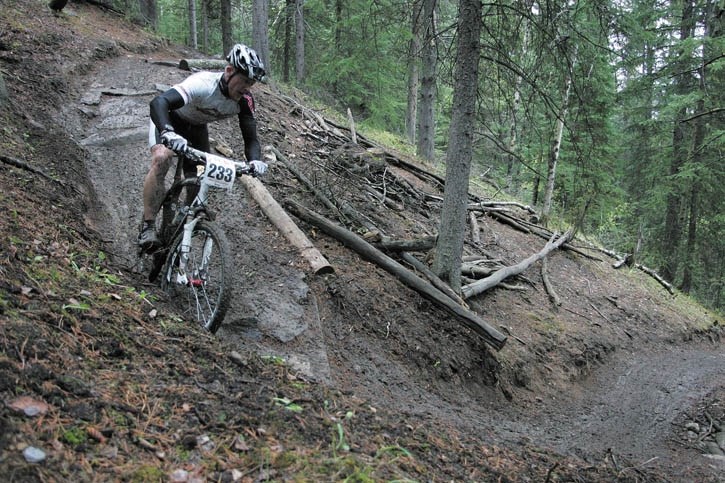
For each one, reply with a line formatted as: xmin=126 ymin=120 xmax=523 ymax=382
xmin=160 ymin=220 xmax=233 ymax=333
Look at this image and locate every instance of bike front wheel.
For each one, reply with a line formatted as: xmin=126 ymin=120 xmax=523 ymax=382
xmin=160 ymin=220 xmax=233 ymax=333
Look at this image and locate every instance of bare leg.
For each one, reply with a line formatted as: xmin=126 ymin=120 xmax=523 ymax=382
xmin=142 ymin=144 xmax=174 ymax=221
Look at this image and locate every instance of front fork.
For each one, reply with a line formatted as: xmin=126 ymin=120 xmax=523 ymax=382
xmin=175 ymin=217 xmax=200 ymax=287
xmin=174 ymin=182 xmax=212 ymax=287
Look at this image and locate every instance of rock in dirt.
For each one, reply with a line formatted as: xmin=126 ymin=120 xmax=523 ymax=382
xmin=23 ymin=446 xmax=46 ymax=463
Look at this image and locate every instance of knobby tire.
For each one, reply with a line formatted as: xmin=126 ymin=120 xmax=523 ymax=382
xmin=160 ymin=220 xmax=233 ymax=333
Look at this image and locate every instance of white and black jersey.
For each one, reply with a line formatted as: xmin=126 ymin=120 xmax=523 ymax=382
xmin=149 ymin=71 xmax=261 ymax=161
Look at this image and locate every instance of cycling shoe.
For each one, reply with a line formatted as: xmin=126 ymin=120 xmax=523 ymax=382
xmin=138 ymin=224 xmax=160 ymax=252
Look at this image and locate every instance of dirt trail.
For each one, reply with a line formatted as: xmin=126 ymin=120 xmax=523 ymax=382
xmin=61 ymin=48 xmax=725 ymax=481
xmin=511 ymin=347 xmax=725 ymax=476
xmin=60 ymin=52 xmax=333 ymax=384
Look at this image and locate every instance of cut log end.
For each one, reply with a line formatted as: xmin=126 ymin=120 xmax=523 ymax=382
xmin=314 ymin=264 xmax=335 ymax=275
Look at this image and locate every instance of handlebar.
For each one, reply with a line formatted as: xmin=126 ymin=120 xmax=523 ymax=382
xmin=166 ymin=143 xmax=257 ymax=177
xmin=185 ymin=146 xmax=256 ymax=176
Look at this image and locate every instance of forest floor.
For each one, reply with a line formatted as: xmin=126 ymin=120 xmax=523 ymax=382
xmin=1 ymin=1 xmax=723 ymax=482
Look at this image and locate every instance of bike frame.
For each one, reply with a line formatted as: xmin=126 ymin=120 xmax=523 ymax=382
xmin=167 ymin=147 xmax=253 ymax=289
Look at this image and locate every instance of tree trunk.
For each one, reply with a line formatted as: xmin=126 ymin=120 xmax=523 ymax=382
xmin=334 ymin=0 xmax=343 ymax=52
xmin=416 ymin=0 xmax=436 ymax=161
xmin=541 ymin=48 xmax=575 ymax=227
xmin=283 ymin=0 xmax=293 ymax=83
xmin=662 ymin=112 xmax=687 ymax=282
xmin=405 ymin=0 xmax=422 ymax=145
xmin=432 ymin=0 xmax=482 ymax=293
xmin=680 ymin=182 xmax=698 ymax=293
xmin=138 ymin=0 xmax=157 ymax=29
xmin=220 ymin=0 xmax=232 ymax=56
xmin=506 ymin=76 xmax=522 ymax=189
xmin=505 ymin=0 xmax=534 ymax=190
xmin=253 ymin=0 xmax=271 ymax=75
xmin=662 ymin=0 xmax=696 ymax=283
xmin=295 ymin=0 xmax=305 ymax=83
xmin=531 ymin=170 xmax=540 ymax=206
xmin=681 ymin=8 xmax=710 ymax=293
xmin=188 ymin=0 xmax=197 ymax=49
xmin=200 ymin=0 xmax=209 ymax=53
xmin=400 ymin=252 xmax=468 ymax=308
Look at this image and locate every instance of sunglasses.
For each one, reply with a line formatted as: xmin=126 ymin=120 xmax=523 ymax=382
xmin=230 ymin=70 xmax=256 ymax=86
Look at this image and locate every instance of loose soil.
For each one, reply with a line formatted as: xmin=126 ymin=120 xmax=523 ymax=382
xmin=1 ymin=2 xmax=723 ymax=482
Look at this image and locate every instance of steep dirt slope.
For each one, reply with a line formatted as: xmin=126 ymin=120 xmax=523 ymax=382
xmin=1 ymin=2 xmax=723 ymax=482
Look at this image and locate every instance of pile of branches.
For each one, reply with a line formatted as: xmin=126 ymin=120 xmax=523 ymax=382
xmin=254 ymin=89 xmax=673 ymax=351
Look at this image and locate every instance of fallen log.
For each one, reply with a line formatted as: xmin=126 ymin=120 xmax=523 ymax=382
xmin=273 ymin=148 xmax=337 ymax=213
xmin=1 ymin=154 xmax=64 ymax=186
xmin=484 ymin=210 xmax=531 ymax=234
xmin=281 ymin=94 xmax=347 ymax=139
xmin=612 ymin=253 xmax=634 ymax=269
xmin=476 ymin=201 xmax=538 ymax=215
xmin=634 ymin=263 xmax=675 ymax=295
xmin=363 ymin=185 xmax=404 ymax=211
xmin=462 ymin=230 xmax=573 ymax=300
xmin=400 ymin=252 xmax=468 ymax=308
xmin=150 ymin=60 xmax=179 ymax=68
xmin=494 ymin=212 xmax=602 ymax=261
xmin=600 ymin=249 xmax=675 ymax=295
xmin=178 ymin=59 xmax=228 ymax=71
xmin=541 ymin=257 xmax=561 ymax=306
xmin=469 ymin=212 xmax=481 ymax=244
xmin=461 ymin=263 xmax=496 ymax=279
xmin=284 ymin=200 xmax=507 ymax=350
xmin=239 ymin=177 xmax=333 ymax=275
xmin=377 ymin=235 xmax=437 ymax=252
xmin=273 ymin=92 xmax=448 ymax=199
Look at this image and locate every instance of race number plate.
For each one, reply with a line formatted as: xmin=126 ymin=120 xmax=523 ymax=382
xmin=202 ymin=154 xmax=236 ymax=190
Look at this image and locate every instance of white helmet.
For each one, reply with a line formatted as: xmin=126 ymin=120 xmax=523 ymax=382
xmin=226 ymin=43 xmax=266 ymax=82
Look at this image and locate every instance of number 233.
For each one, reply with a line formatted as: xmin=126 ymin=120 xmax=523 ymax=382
xmin=207 ymin=162 xmax=233 ymax=182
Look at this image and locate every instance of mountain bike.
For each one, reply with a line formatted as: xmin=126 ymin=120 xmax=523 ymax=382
xmin=140 ymin=146 xmax=259 ymax=333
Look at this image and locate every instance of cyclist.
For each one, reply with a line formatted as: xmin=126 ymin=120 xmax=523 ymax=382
xmin=138 ymin=43 xmax=269 ymax=251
